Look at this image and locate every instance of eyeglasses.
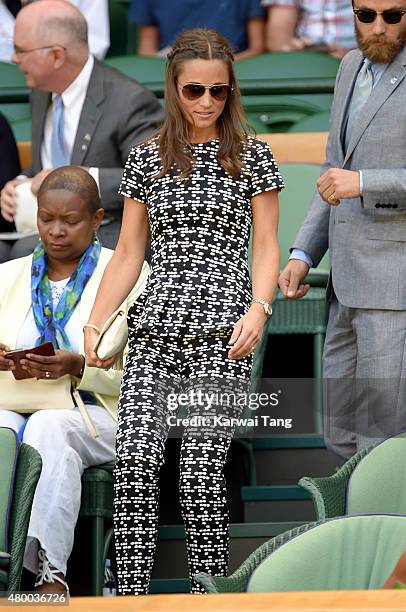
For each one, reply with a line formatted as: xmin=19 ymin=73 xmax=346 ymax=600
xmin=180 ymin=83 xmax=232 ymax=101
xmin=353 ymin=8 xmax=406 ymax=24
xmin=13 ymin=44 xmax=66 ymax=57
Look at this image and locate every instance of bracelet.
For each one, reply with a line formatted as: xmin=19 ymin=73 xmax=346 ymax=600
xmin=83 ymin=323 xmax=101 ymax=334
xmin=251 ymin=298 xmax=272 ymax=316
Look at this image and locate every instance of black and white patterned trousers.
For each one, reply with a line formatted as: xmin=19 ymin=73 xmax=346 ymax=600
xmin=114 ymin=328 xmax=252 ymax=594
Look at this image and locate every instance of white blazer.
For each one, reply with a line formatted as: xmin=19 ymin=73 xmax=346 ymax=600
xmin=0 ymin=248 xmax=149 ymax=421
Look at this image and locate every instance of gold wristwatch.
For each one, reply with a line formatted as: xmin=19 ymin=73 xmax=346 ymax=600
xmin=252 ymin=298 xmax=272 ymax=316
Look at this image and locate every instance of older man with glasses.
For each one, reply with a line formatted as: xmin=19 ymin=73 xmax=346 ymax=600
xmin=279 ymin=0 xmax=406 ymax=460
xmin=0 ymin=0 xmax=163 ymax=262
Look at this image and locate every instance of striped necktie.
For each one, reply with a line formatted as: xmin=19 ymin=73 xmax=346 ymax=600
xmin=345 ymin=59 xmax=373 ymax=149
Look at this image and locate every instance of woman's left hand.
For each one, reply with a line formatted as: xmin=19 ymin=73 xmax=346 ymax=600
xmin=20 ymin=349 xmax=85 ymax=379
xmin=228 ymin=305 xmax=268 ymax=360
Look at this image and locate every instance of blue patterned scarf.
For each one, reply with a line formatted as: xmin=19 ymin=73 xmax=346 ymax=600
xmin=31 ymin=238 xmax=101 ymax=350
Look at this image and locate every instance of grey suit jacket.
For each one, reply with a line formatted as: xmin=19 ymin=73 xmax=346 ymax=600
xmin=24 ymin=59 xmax=164 ymax=212
xmin=293 ymin=46 xmax=406 ymax=310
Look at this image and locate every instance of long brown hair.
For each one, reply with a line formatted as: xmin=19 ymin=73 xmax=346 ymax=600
xmin=157 ymin=28 xmax=251 ymax=179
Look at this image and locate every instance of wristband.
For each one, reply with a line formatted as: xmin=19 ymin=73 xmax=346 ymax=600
xmin=83 ymin=323 xmax=101 ymax=334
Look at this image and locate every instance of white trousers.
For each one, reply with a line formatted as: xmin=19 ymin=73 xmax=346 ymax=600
xmin=0 ymin=406 xmax=116 ymax=575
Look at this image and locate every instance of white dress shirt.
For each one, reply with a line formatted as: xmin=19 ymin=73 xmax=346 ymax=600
xmin=41 ymin=54 xmax=99 ymax=187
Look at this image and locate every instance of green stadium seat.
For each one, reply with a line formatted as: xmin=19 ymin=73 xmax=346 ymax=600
xmin=104 ymin=53 xmax=337 ymax=114
xmin=235 ymin=51 xmax=339 ymax=95
xmin=107 ymin=0 xmax=138 ymax=57
xmin=289 ymin=110 xmax=331 ymax=133
xmin=300 ymin=434 xmax=406 ymax=520
xmin=243 ymin=94 xmax=333 ymax=133
xmin=80 ymin=462 xmax=115 ymax=596
xmin=10 ymin=118 xmax=31 ymax=142
xmin=0 ymin=429 xmax=42 ymax=593
xmin=0 ymin=62 xmax=28 ymax=104
xmin=277 ymin=163 xmax=328 ymax=273
xmin=104 ymin=55 xmax=166 ymax=98
xmin=0 ymin=103 xmax=30 ymax=124
xmin=251 ymin=164 xmax=329 ymax=430
xmin=195 ymin=515 xmax=406 ymax=593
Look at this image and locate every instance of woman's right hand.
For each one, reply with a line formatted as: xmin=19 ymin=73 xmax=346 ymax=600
xmin=0 ymin=343 xmax=14 ymax=372
xmin=84 ymin=328 xmax=117 ymax=369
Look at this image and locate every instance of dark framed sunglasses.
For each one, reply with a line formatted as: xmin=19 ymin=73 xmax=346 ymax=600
xmin=353 ymin=8 xmax=406 ymax=24
xmin=180 ymin=83 xmax=232 ymax=101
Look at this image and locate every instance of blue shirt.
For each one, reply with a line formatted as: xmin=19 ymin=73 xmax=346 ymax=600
xmin=129 ymin=0 xmax=265 ymax=54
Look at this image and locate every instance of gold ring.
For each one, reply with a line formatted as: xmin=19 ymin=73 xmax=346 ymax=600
xmin=45 ymin=371 xmax=51 ymax=378
xmin=329 ymin=194 xmax=336 ymax=201
xmin=251 ymin=345 xmax=256 ymax=353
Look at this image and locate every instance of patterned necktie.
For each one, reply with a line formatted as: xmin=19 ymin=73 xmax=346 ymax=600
xmin=51 ymin=95 xmax=70 ymax=167
xmin=345 ymin=59 xmax=374 ymax=149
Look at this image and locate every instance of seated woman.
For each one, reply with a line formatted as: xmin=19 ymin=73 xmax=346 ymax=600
xmin=0 ymin=166 xmax=148 ymax=594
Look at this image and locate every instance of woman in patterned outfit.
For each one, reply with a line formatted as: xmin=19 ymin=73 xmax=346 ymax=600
xmin=85 ymin=28 xmax=283 ymax=595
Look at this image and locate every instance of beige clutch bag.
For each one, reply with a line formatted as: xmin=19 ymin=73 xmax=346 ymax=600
xmin=93 ymin=309 xmax=128 ymax=360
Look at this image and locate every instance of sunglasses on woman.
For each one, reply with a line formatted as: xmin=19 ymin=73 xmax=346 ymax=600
xmin=180 ymin=83 xmax=232 ymax=101
xmin=353 ymin=8 xmax=406 ymax=24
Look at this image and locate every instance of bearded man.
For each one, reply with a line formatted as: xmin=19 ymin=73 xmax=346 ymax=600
xmin=279 ymin=0 xmax=406 ymax=459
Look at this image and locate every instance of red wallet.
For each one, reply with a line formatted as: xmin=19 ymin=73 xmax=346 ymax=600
xmin=4 ymin=341 xmax=55 ymax=380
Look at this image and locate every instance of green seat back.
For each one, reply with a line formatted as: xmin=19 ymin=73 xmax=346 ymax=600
xmin=243 ymin=94 xmax=333 ymax=133
xmin=105 ymin=55 xmax=166 ymax=98
xmin=107 ymin=0 xmax=138 ymax=57
xmin=0 ymin=62 xmax=28 ymax=105
xmin=289 ymin=110 xmax=331 ymax=133
xmin=0 ymin=103 xmax=30 ymax=124
xmin=0 ymin=62 xmax=26 ymax=89
xmin=248 ymin=163 xmax=329 ymax=277
xmin=0 ymin=428 xmax=19 ymax=553
xmin=277 ymin=163 xmax=329 ymax=273
xmin=248 ymin=514 xmax=406 ymax=592
xmin=235 ymin=51 xmax=339 ymax=85
xmin=347 ymin=437 xmax=406 ymax=515
xmin=9 ymin=118 xmax=31 ymax=142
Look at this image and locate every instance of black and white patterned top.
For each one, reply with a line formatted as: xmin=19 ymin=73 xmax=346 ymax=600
xmin=119 ymin=135 xmax=284 ymax=336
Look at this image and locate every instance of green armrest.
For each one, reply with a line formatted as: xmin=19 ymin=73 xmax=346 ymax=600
xmin=298 ymin=446 xmax=371 ymax=519
xmin=194 ymin=520 xmax=326 ymax=593
xmin=305 ymin=272 xmax=329 ymax=287
xmin=0 ymin=428 xmax=19 ymax=555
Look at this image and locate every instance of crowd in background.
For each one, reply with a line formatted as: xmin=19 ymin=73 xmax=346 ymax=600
xmin=1 ymin=0 xmax=357 ymax=63
xmin=2 ymin=0 xmax=406 ymax=598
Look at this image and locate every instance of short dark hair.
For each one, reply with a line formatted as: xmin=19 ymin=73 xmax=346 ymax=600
xmin=37 ymin=166 xmax=100 ymax=214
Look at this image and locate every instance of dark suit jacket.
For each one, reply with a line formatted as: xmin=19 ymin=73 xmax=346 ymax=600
xmin=24 ymin=59 xmax=164 ymax=212
xmin=0 ymin=112 xmax=20 ymax=232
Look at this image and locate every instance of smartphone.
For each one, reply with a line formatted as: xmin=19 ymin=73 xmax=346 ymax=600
xmin=4 ymin=341 xmax=55 ymax=380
